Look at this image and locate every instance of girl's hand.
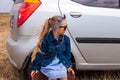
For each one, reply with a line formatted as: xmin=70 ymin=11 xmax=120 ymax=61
xmin=31 ymin=70 xmax=39 ymax=77
xmin=67 ymin=68 xmax=75 ymax=75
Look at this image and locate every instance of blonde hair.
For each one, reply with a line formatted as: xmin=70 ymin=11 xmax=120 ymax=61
xmin=31 ymin=16 xmax=59 ymax=61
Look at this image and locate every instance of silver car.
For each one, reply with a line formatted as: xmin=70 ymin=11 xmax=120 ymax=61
xmin=7 ymin=0 xmax=120 ymax=79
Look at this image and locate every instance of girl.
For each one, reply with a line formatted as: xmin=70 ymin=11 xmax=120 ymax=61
xmin=31 ymin=15 xmax=75 ymax=80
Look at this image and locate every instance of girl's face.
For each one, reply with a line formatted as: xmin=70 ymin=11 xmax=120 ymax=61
xmin=57 ymin=19 xmax=67 ymax=35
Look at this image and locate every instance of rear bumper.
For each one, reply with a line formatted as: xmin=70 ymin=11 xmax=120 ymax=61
xmin=6 ymin=37 xmax=18 ymax=68
xmin=6 ymin=36 xmax=38 ymax=69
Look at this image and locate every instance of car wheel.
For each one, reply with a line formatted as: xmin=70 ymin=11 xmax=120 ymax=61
xmin=23 ymin=58 xmax=32 ymax=80
xmin=71 ymin=54 xmax=76 ymax=70
xmin=71 ymin=54 xmax=80 ymax=80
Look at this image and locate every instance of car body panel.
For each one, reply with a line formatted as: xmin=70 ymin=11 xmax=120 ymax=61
xmin=59 ymin=0 xmax=120 ymax=69
xmin=7 ymin=0 xmax=120 ymax=70
xmin=62 ymin=5 xmax=120 ymax=62
xmin=7 ymin=0 xmax=62 ymax=69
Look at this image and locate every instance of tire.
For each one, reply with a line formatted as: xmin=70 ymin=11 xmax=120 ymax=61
xmin=23 ymin=58 xmax=33 ymax=80
xmin=71 ymin=54 xmax=76 ymax=70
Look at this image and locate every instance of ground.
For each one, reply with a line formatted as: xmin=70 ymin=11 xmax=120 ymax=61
xmin=0 ymin=14 xmax=20 ymax=80
xmin=1 ymin=13 xmax=120 ymax=80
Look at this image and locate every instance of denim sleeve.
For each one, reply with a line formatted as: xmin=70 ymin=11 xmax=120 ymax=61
xmin=32 ymin=52 xmax=42 ymax=70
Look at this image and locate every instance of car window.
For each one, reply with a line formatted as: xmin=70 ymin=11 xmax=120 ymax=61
xmin=71 ymin=0 xmax=120 ymax=8
xmin=14 ymin=0 xmax=24 ymax=4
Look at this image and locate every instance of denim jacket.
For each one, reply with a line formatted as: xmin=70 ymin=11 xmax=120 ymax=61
xmin=32 ymin=31 xmax=71 ymax=70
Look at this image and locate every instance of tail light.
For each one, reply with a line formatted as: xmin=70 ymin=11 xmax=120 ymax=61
xmin=17 ymin=0 xmax=41 ymax=27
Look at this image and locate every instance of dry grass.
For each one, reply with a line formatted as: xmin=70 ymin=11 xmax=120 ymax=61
xmin=0 ymin=13 xmax=20 ymax=80
xmin=76 ymin=70 xmax=120 ymax=80
xmin=1 ymin=13 xmax=120 ymax=80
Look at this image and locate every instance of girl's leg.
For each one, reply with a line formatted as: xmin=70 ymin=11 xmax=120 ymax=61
xmin=59 ymin=78 xmax=67 ymax=80
xmin=49 ymin=78 xmax=67 ymax=80
xmin=48 ymin=78 xmax=57 ymax=80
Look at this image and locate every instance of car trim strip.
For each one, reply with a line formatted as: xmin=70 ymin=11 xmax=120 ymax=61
xmin=76 ymin=37 xmax=120 ymax=43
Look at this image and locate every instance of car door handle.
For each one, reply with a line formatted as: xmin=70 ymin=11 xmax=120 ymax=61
xmin=70 ymin=12 xmax=82 ymax=18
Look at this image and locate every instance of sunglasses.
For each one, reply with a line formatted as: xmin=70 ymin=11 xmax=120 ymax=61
xmin=59 ymin=25 xmax=67 ymax=30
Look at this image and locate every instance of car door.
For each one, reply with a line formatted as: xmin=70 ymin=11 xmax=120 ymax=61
xmin=61 ymin=0 xmax=120 ymax=64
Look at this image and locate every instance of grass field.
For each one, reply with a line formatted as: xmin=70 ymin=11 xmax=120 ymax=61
xmin=0 ymin=13 xmax=20 ymax=80
xmin=1 ymin=13 xmax=120 ymax=80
